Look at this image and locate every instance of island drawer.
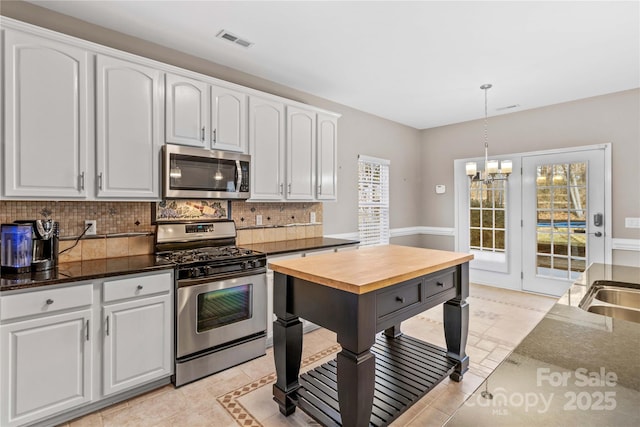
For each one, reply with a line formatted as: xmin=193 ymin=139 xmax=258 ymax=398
xmin=424 ymin=267 xmax=456 ymax=298
xmin=376 ymin=278 xmax=422 ymax=319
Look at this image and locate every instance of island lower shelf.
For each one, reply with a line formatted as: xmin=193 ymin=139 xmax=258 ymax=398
xmin=294 ymin=333 xmax=457 ymax=427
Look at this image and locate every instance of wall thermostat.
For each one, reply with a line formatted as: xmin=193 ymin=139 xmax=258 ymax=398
xmin=435 ymin=185 xmax=446 ymax=194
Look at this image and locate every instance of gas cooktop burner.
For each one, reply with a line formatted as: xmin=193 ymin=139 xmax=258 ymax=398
xmin=158 ymin=246 xmax=256 ymax=264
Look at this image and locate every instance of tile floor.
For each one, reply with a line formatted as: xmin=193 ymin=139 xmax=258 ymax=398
xmin=62 ymin=283 xmax=557 ymax=427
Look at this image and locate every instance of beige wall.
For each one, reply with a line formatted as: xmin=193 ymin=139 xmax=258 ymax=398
xmin=420 ymin=89 xmax=640 ymax=265
xmin=0 ymin=1 xmax=422 ymax=236
xmin=421 ymin=89 xmax=640 ymax=238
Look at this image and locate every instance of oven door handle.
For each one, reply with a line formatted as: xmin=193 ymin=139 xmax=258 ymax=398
xmin=177 ymin=269 xmax=266 ymax=287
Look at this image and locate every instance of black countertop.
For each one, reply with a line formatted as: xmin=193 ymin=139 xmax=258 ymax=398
xmin=240 ymin=237 xmax=359 ymax=256
xmin=446 ymin=263 xmax=640 ymax=426
xmin=0 ymin=255 xmax=174 ymax=293
xmin=0 ymin=237 xmax=359 ymax=292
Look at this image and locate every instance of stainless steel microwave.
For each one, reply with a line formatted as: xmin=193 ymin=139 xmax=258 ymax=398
xmin=163 ymin=144 xmax=250 ymax=199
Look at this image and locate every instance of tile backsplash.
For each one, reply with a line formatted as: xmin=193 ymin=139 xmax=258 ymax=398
xmin=0 ymin=200 xmax=324 ymax=261
xmin=0 ymin=201 xmax=153 ymax=237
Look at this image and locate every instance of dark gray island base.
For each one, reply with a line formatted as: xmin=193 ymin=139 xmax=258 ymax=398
xmin=269 ymin=245 xmax=473 ymax=427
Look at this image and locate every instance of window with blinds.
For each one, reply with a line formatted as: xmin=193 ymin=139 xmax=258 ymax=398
xmin=358 ymin=155 xmax=390 ymax=246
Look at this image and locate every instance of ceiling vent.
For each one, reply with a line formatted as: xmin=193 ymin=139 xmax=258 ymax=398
xmin=216 ymin=30 xmax=253 ymax=48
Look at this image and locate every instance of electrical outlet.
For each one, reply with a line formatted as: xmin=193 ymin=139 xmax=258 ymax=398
xmin=85 ymin=220 xmax=97 ymax=235
xmin=310 ymin=212 xmax=316 ymax=223
xmin=256 ymin=215 xmax=263 ymax=226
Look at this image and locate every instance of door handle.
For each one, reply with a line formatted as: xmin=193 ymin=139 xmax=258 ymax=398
xmin=594 ymin=231 xmax=603 ymax=237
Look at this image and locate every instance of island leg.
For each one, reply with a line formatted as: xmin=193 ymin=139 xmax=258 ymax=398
xmin=272 ymin=272 xmax=303 ymax=416
xmin=444 ymin=263 xmax=470 ymax=382
xmin=336 ymin=292 xmax=376 ymax=427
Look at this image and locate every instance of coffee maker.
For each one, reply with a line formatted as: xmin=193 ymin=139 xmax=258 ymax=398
xmin=14 ymin=219 xmax=59 ymax=272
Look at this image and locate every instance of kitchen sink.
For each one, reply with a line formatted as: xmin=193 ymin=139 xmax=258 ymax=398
xmin=587 ymin=305 xmax=640 ymax=323
xmin=579 ymin=281 xmax=640 ymax=324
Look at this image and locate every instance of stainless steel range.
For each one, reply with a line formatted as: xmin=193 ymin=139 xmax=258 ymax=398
xmin=155 ymin=220 xmax=267 ymax=387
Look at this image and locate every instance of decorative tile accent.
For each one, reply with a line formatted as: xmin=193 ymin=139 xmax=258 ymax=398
xmin=217 ymin=344 xmax=341 ymax=427
xmin=154 ymin=200 xmax=229 ymax=221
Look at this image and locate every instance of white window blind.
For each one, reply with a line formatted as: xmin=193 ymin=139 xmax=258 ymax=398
xmin=358 ymin=155 xmax=390 ymax=246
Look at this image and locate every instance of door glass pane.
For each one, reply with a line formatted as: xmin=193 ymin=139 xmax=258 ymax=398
xmin=535 ymin=162 xmax=587 ymax=280
xmin=469 ymin=180 xmax=507 ymax=253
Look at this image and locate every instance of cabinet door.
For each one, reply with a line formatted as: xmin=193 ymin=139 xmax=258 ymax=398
xmin=96 ymin=55 xmax=162 ymax=199
xmin=210 ymin=85 xmax=247 ymax=152
xmin=286 ymin=106 xmax=316 ymax=200
xmin=102 ymin=293 xmax=172 ymax=396
xmin=165 ymin=73 xmax=208 ymax=147
xmin=3 ymin=30 xmax=89 ymax=198
xmin=316 ymin=113 xmax=338 ymax=200
xmin=249 ymin=96 xmax=286 ymax=200
xmin=0 ymin=309 xmax=92 ymax=427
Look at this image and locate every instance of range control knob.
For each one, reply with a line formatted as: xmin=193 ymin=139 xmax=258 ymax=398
xmin=242 ymin=261 xmax=249 ymax=270
xmin=190 ymin=268 xmax=201 ymax=278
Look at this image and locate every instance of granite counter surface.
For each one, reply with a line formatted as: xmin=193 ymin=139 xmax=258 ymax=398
xmin=0 ymin=255 xmax=174 ymax=293
xmin=240 ymin=237 xmax=358 ymax=256
xmin=446 ymin=263 xmax=640 ymax=426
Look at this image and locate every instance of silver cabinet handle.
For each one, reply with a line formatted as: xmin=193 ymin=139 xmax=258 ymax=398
xmin=288 ymin=183 xmax=292 ymax=194
xmin=396 ymin=296 xmax=405 ymax=303
xmin=86 ymin=319 xmax=90 ymax=341
xmin=106 ymin=316 xmax=110 ymax=336
xmin=212 ymin=129 xmax=217 ymax=144
xmin=136 ymin=285 xmax=143 ymax=290
xmin=79 ymin=172 xmax=85 ymax=190
xmin=46 ymin=299 xmax=54 ymax=305
xmin=279 ymin=183 xmax=284 ymax=195
xmin=201 ymin=127 xmax=205 ymax=141
xmin=318 ymin=184 xmax=322 ymax=195
xmin=98 ymin=172 xmax=103 ymax=190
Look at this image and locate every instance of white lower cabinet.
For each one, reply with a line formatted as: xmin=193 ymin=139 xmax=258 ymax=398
xmin=0 ymin=270 xmax=174 ymax=427
xmin=102 ymin=273 xmax=173 ymax=396
xmin=0 ymin=285 xmax=93 ymax=427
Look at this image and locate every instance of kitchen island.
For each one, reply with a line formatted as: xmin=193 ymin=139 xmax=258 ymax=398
xmin=269 ymin=245 xmax=473 ymax=427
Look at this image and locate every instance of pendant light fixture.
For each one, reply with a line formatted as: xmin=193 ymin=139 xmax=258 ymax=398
xmin=169 ymin=160 xmax=182 ymax=179
xmin=214 ymin=163 xmax=223 ymax=181
xmin=465 ymin=84 xmax=512 ymax=183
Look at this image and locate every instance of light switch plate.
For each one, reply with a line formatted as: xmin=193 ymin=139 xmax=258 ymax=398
xmin=435 ymin=185 xmax=446 ymax=194
xmin=310 ymin=212 xmax=316 ymax=223
xmin=256 ymin=215 xmax=263 ymax=226
xmin=625 ymin=217 xmax=640 ymax=228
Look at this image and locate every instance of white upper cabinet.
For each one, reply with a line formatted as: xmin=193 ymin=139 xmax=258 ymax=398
xmin=96 ymin=55 xmax=162 ymax=199
xmin=165 ymin=74 xmax=207 ymax=147
xmin=3 ymin=30 xmax=89 ymax=198
xmin=165 ymin=73 xmax=247 ymax=153
xmin=249 ymin=96 xmax=286 ymax=200
xmin=286 ymin=106 xmax=316 ymax=200
xmin=210 ymin=85 xmax=247 ymax=153
xmin=316 ymin=113 xmax=339 ymax=200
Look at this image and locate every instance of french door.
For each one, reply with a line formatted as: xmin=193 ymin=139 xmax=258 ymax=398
xmin=522 ymin=148 xmax=607 ymax=296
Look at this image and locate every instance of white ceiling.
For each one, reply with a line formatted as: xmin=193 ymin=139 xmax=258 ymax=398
xmin=26 ymin=1 xmax=640 ymax=130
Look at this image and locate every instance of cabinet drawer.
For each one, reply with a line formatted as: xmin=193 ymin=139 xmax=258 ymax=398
xmin=424 ymin=268 xmax=456 ymax=298
xmin=103 ymin=272 xmax=172 ymax=303
xmin=0 ymin=284 xmax=93 ymax=321
xmin=376 ymin=278 xmax=422 ymax=319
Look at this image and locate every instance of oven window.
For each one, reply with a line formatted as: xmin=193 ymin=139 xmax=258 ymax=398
xmin=197 ymin=284 xmax=252 ymax=332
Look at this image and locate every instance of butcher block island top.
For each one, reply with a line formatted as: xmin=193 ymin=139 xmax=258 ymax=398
xmin=268 ymin=244 xmax=474 ymax=295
